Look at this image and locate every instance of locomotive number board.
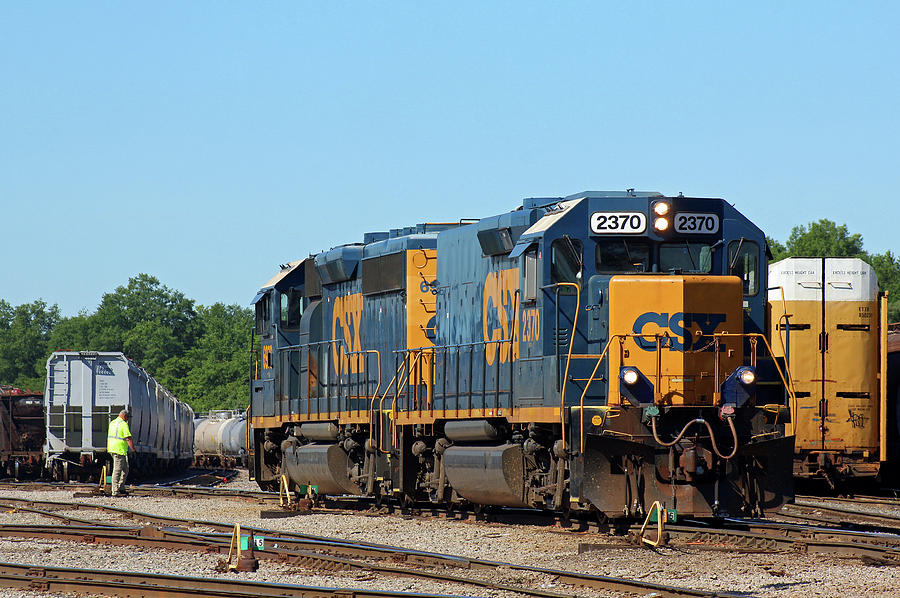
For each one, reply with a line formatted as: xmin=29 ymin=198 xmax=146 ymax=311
xmin=589 ymin=211 xmax=647 ymax=234
xmin=674 ymin=213 xmax=719 ymax=234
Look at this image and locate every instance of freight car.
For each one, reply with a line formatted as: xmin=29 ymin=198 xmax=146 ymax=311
xmin=0 ymin=385 xmax=45 ymax=479
xmin=249 ymin=191 xmax=795 ymax=520
xmin=193 ymin=410 xmax=248 ymax=467
xmin=768 ymin=257 xmax=899 ymax=486
xmin=44 ymin=352 xmax=195 ymax=481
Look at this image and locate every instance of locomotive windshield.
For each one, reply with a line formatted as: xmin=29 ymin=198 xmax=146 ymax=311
xmin=727 ymin=239 xmax=760 ymax=295
xmin=551 ymin=237 xmax=583 ymax=294
xmin=660 ymin=241 xmax=714 ymax=273
xmin=279 ymin=289 xmax=303 ymax=330
xmin=254 ymin=292 xmax=271 ymax=335
xmin=595 ymin=239 xmax=650 ymax=273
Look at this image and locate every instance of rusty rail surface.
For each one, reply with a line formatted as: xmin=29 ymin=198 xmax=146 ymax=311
xmin=0 ymin=560 xmax=496 ymax=598
xmin=0 ymin=497 xmax=744 ymax=598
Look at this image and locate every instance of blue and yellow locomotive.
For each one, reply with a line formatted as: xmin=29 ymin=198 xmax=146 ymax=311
xmin=249 ymin=191 xmax=794 ymax=519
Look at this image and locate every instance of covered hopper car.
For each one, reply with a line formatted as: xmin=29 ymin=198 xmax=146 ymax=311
xmin=44 ymin=351 xmax=195 ymax=481
xmin=249 ymin=191 xmax=795 ymax=520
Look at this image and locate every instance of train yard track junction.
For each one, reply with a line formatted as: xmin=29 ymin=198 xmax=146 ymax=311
xmin=0 ymin=478 xmax=899 ymax=597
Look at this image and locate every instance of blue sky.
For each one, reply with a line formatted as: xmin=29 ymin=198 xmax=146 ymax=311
xmin=2 ymin=2 xmax=898 ymax=316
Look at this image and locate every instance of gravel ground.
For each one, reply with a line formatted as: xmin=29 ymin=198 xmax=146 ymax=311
xmin=0 ymin=472 xmax=897 ymax=597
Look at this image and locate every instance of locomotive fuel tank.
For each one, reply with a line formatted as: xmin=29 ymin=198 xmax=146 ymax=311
xmin=281 ymin=441 xmax=360 ymax=495
xmin=442 ymin=444 xmax=529 ymax=508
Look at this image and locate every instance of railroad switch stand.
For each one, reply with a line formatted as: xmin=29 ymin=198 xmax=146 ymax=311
xmin=224 ymin=523 xmax=259 ymax=572
xmin=635 ymin=501 xmax=671 ymax=548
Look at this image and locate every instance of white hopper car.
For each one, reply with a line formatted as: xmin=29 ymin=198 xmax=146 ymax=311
xmin=44 ymin=351 xmax=194 ymax=481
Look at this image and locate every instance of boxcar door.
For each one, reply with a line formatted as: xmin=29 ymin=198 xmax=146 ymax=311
xmin=780 ymin=270 xmax=827 ymax=452
xmin=822 ymin=264 xmax=879 ymax=453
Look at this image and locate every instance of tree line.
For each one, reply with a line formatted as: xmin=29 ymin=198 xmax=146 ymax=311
xmin=767 ymin=219 xmax=900 ymax=322
xmin=1 ymin=219 xmax=898 ymax=411
xmin=0 ymin=274 xmax=252 ymax=413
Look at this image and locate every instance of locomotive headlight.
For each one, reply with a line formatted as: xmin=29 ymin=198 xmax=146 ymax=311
xmin=739 ymin=368 xmax=756 ymax=385
xmin=652 ymin=201 xmax=670 ymax=216
xmin=622 ymin=367 xmax=640 ymax=386
xmin=653 ymin=217 xmax=670 ymax=232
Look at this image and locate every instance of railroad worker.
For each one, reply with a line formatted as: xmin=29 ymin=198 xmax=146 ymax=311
xmin=107 ymin=410 xmax=135 ymax=496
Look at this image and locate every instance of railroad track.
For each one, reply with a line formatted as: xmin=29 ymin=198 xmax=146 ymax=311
xmin=8 ymin=484 xmax=900 ymax=564
xmin=781 ymin=499 xmax=900 ymax=534
xmin=0 ymin=497 xmax=745 ymax=598
xmin=796 ymin=493 xmax=900 ymax=509
xmin=0 ymin=561 xmax=515 ymax=598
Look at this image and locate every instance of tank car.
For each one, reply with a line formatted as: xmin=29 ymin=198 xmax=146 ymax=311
xmin=44 ymin=351 xmax=195 ymax=481
xmin=768 ymin=257 xmax=896 ymax=486
xmin=0 ymin=386 xmax=45 ymax=479
xmin=249 ymin=191 xmax=794 ymax=519
xmin=194 ymin=410 xmax=248 ymax=467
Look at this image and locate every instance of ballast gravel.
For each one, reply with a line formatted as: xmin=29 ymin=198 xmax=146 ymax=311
xmin=0 ymin=472 xmax=896 ymax=597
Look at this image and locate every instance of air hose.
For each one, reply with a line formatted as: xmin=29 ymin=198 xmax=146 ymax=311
xmin=649 ymin=415 xmax=739 ymax=460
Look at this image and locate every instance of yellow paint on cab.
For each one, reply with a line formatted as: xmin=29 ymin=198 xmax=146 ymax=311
xmin=608 ymin=275 xmax=743 ymax=406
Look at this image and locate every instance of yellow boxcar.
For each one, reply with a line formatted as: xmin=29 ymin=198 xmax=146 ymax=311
xmin=768 ymin=257 xmax=888 ymax=484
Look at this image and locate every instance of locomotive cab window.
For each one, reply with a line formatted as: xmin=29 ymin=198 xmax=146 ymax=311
xmin=551 ymin=237 xmax=583 ymax=295
xmin=523 ymin=248 xmax=538 ymax=302
xmin=279 ymin=289 xmax=303 ymax=330
xmin=595 ymin=239 xmax=650 ymax=273
xmin=660 ymin=241 xmax=714 ymax=273
xmin=727 ymin=239 xmax=759 ymax=295
xmin=255 ymin=292 xmax=272 ymax=335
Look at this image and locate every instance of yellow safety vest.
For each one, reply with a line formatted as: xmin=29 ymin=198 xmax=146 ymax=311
xmin=107 ymin=417 xmax=131 ymax=455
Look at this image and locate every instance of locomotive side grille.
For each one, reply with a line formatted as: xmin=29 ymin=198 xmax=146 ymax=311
xmin=554 ymin=327 xmax=570 ymax=346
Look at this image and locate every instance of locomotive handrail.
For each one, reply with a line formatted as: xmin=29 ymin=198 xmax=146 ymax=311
xmin=346 ymin=348 xmax=381 ymax=422
xmin=709 ymin=333 xmax=797 ymax=409
xmin=548 ymin=282 xmax=581 ymax=452
xmin=573 ymin=331 xmax=799 ymax=453
xmin=768 ymin=284 xmax=797 ymax=424
xmin=774 ymin=314 xmax=797 ymax=426
xmin=390 ymin=351 xmax=428 ymax=449
xmin=375 ymin=364 xmax=406 ymax=454
xmin=576 ymin=334 xmax=617 ymax=452
xmin=394 ymin=337 xmax=516 ymax=418
xmin=573 ymin=332 xmax=671 ymax=453
xmin=279 ymin=339 xmax=390 ymax=420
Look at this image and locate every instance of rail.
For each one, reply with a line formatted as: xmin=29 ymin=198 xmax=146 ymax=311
xmin=0 ymin=496 xmax=753 ymax=598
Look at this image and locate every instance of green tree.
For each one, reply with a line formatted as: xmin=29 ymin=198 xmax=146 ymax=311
xmin=4 ymin=275 xmax=252 ymax=411
xmin=768 ymin=219 xmax=900 ymax=322
xmin=766 ymin=236 xmax=788 ymax=262
xmin=47 ymin=312 xmax=95 ymax=353
xmin=177 ymin=303 xmax=253 ymax=412
xmin=0 ymin=299 xmax=60 ymax=389
xmin=92 ymin=274 xmax=200 ymax=373
xmin=867 ymin=251 xmax=900 ymax=322
xmin=782 ymin=219 xmax=865 ymax=258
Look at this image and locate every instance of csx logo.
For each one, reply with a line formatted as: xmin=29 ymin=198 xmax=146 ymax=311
xmin=632 ymin=312 xmax=727 ymax=351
